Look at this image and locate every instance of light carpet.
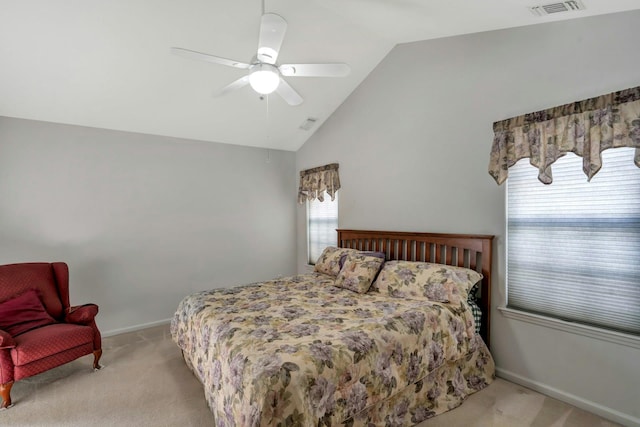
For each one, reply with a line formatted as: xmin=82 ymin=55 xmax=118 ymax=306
xmin=0 ymin=325 xmax=620 ymax=427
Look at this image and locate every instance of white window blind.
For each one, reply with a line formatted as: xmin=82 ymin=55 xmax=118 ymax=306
xmin=507 ymin=147 xmax=640 ymax=336
xmin=308 ymin=193 xmax=338 ymax=265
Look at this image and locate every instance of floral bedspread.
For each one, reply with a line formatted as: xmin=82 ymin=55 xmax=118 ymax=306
xmin=171 ymin=273 xmax=493 ymax=426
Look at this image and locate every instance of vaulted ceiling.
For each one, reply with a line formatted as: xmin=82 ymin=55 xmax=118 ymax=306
xmin=1 ymin=0 xmax=638 ymax=151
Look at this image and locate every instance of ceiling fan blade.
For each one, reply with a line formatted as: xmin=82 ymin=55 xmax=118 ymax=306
xmin=279 ymin=63 xmax=351 ymax=77
xmin=213 ymin=75 xmax=250 ymax=97
xmin=171 ymin=47 xmax=250 ymax=70
xmin=275 ymin=78 xmax=303 ymax=106
xmin=257 ymin=13 xmax=287 ymax=64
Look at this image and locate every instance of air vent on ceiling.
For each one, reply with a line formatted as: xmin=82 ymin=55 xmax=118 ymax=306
xmin=299 ymin=117 xmax=318 ymax=131
xmin=529 ymin=0 xmax=585 ymax=16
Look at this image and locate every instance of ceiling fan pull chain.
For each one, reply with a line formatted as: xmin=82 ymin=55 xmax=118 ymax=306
xmin=265 ymin=94 xmax=272 ymax=162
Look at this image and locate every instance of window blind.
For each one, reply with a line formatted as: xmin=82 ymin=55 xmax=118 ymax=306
xmin=507 ymin=147 xmax=640 ymax=336
xmin=308 ymin=193 xmax=338 ymax=265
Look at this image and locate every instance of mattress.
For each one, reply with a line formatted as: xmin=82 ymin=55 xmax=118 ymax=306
xmin=171 ymin=272 xmax=494 ymax=426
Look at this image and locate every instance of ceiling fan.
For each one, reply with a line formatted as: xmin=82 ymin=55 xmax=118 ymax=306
xmin=171 ymin=13 xmax=350 ymax=106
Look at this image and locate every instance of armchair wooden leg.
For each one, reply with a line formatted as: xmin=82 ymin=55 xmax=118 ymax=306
xmin=0 ymin=381 xmax=13 ymax=409
xmin=93 ymin=349 xmax=103 ymax=370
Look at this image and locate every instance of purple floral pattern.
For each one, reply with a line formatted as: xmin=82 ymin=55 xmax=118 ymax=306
xmin=335 ymin=253 xmax=385 ymax=293
xmin=314 ymin=246 xmax=358 ymax=277
xmin=489 ymin=85 xmax=640 ymax=185
xmin=298 ymin=163 xmax=340 ymax=204
xmin=171 ymin=272 xmax=494 ymax=426
xmin=373 ymin=261 xmax=483 ymax=305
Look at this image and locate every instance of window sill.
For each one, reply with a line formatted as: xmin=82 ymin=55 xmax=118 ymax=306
xmin=498 ymin=306 xmax=640 ymax=350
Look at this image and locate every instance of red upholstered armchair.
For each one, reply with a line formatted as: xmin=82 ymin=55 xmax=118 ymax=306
xmin=0 ymin=262 xmax=102 ymax=409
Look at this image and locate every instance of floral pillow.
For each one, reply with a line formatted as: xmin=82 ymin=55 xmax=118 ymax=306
xmin=335 ymin=253 xmax=385 ymax=294
xmin=372 ymin=261 xmax=483 ymax=304
xmin=313 ymin=246 xmax=358 ymax=277
xmin=338 ymin=251 xmax=385 ymax=269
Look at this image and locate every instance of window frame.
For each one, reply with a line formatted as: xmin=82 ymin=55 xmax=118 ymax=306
xmin=500 ymin=148 xmax=640 ymax=349
xmin=306 ymin=192 xmax=338 ymax=266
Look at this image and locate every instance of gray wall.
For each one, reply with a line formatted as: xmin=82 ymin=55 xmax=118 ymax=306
xmin=0 ymin=117 xmax=297 ymax=334
xmin=296 ymin=10 xmax=640 ymax=425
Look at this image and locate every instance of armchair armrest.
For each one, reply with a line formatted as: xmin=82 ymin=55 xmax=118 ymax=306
xmin=0 ymin=329 xmax=15 ymax=349
xmin=65 ymin=304 xmax=99 ymax=325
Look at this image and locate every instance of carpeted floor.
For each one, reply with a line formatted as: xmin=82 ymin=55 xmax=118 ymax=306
xmin=0 ymin=324 xmax=620 ymax=427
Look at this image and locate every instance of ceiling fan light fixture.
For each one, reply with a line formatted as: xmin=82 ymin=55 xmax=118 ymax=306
xmin=249 ymin=63 xmax=280 ymax=94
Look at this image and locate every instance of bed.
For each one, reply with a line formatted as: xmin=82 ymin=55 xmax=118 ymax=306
xmin=171 ymin=229 xmax=495 ymax=426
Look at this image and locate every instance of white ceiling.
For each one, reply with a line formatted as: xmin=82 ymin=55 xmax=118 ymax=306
xmin=1 ymin=1 xmax=638 ymax=151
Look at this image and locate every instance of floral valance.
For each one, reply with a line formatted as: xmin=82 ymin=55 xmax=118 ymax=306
xmin=489 ymin=86 xmax=640 ymax=185
xmin=297 ymin=163 xmax=340 ymax=204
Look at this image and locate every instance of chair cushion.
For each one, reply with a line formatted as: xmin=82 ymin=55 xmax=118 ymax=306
xmin=11 ymin=323 xmax=94 ymax=366
xmin=0 ymin=289 xmax=57 ymax=337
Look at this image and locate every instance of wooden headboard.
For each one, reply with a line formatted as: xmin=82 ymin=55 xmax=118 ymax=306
xmin=337 ymin=229 xmax=494 ymax=348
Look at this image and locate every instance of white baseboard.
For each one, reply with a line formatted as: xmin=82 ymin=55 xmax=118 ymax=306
xmin=102 ymin=318 xmax=172 ymax=338
xmin=496 ymin=367 xmax=640 ymax=427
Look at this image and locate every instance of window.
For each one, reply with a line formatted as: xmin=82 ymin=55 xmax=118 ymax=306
xmin=507 ymin=147 xmax=640 ymax=336
xmin=307 ymin=193 xmax=338 ymax=265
